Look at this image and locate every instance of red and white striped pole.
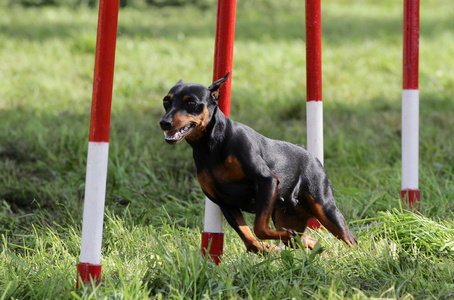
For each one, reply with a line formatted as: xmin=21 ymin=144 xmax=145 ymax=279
xmin=201 ymin=0 xmax=236 ymax=265
xmin=401 ymin=0 xmax=420 ymax=210
xmin=77 ymin=0 xmax=119 ymax=288
xmin=306 ymin=0 xmax=322 ymax=229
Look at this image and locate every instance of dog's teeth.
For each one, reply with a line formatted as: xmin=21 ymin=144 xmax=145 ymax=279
xmin=165 ymin=125 xmax=192 ymax=141
xmin=179 ymin=124 xmax=192 ymax=133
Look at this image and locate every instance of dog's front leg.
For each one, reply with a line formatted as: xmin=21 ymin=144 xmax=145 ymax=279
xmin=221 ymin=207 xmax=278 ymax=253
xmin=252 ymin=174 xmax=297 ymax=243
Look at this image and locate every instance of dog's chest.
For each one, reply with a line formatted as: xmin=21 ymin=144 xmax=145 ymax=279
xmin=196 ymin=155 xmax=255 ymax=210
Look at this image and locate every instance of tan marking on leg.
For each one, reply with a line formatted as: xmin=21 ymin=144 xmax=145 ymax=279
xmin=234 ymin=212 xmax=278 ymax=253
xmin=253 ymin=175 xmax=295 ymax=242
xmin=305 ymin=193 xmax=354 ymax=247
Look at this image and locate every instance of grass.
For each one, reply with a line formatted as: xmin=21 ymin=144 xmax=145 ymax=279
xmin=0 ymin=0 xmax=454 ymax=298
xmin=364 ymin=208 xmax=454 ymax=257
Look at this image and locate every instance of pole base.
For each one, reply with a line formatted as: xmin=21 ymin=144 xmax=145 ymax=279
xmin=76 ymin=262 xmax=102 ymax=289
xmin=401 ymin=189 xmax=420 ymax=211
xmin=201 ymin=231 xmax=224 ymax=265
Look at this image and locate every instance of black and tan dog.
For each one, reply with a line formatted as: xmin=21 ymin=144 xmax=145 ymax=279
xmin=159 ymin=73 xmax=356 ymax=253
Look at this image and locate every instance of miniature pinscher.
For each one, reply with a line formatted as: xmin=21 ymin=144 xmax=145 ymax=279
xmin=159 ymin=73 xmax=356 ymax=253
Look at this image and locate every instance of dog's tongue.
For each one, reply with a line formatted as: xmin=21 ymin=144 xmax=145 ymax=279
xmin=166 ymin=130 xmax=178 ymax=138
xmin=166 ymin=129 xmax=180 ymax=140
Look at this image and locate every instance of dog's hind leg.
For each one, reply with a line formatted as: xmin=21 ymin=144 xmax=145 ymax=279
xmin=301 ymin=191 xmax=356 ymax=247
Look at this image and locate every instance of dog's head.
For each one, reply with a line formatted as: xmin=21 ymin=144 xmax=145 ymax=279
xmin=159 ymin=73 xmax=229 ymax=144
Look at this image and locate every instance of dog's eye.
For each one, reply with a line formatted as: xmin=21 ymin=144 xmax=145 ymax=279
xmin=186 ymin=100 xmax=197 ymax=109
xmin=163 ymin=97 xmax=171 ymax=109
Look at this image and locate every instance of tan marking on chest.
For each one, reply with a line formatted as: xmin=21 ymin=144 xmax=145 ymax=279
xmin=197 ymin=170 xmax=215 ymax=199
xmin=213 ymin=155 xmax=245 ymax=182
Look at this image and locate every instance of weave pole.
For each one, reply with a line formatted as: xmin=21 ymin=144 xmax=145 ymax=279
xmin=305 ymin=0 xmax=322 ymax=229
xmin=401 ymin=0 xmax=420 ymax=210
xmin=77 ymin=0 xmax=119 ymax=288
xmin=201 ymin=0 xmax=237 ymax=265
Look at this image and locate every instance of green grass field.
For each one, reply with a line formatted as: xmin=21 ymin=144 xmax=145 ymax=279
xmin=1 ymin=0 xmax=454 ymax=298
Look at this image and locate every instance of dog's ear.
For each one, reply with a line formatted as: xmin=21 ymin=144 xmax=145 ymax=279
xmin=208 ymin=72 xmax=230 ymax=101
xmin=176 ymin=79 xmax=184 ymax=85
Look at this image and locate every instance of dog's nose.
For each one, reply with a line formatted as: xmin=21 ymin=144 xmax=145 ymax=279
xmin=159 ymin=119 xmax=172 ymax=130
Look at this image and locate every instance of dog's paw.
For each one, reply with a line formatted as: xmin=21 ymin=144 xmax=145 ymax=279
xmin=278 ymin=227 xmax=298 ymax=237
xmin=261 ymin=242 xmax=280 ymax=254
xmin=247 ymin=240 xmax=280 ymax=254
xmin=300 ymin=234 xmax=319 ymax=250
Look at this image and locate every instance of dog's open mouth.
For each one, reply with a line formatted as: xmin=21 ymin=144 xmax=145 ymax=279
xmin=164 ymin=124 xmax=195 ymax=144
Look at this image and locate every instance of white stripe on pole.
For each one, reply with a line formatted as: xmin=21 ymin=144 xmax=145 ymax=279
xmin=80 ymin=141 xmax=110 ymax=264
xmin=203 ymin=197 xmax=223 ymax=233
xmin=401 ymin=89 xmax=419 ymax=190
xmin=306 ymin=101 xmax=324 ymax=166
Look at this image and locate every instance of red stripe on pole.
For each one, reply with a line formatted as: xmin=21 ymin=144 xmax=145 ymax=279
xmin=76 ymin=262 xmax=101 ymax=289
xmin=403 ymin=0 xmax=419 ymax=90
xmin=201 ymin=232 xmax=224 ymax=265
xmin=212 ymin=0 xmax=237 ymax=117
xmin=89 ymin=0 xmax=120 ymax=143
xmin=306 ymin=0 xmax=322 ymax=102
xmin=401 ymin=189 xmax=420 ymax=211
